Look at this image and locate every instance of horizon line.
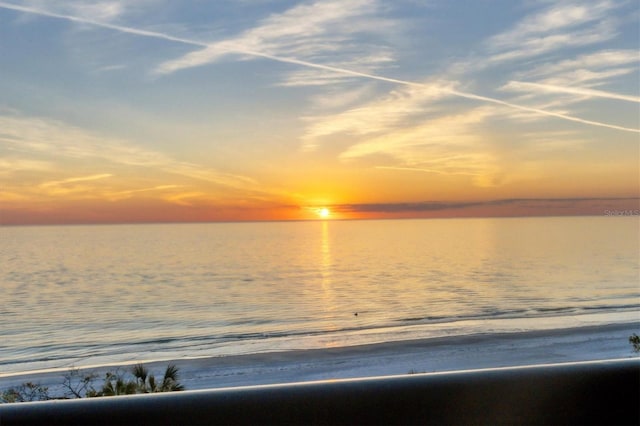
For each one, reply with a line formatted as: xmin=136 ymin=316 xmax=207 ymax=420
xmin=2 ymin=211 xmax=637 ymax=227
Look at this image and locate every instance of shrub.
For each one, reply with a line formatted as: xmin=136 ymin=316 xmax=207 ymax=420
xmin=629 ymin=333 xmax=640 ymax=353
xmin=2 ymin=363 xmax=184 ymax=403
xmin=0 ymin=382 xmax=50 ymax=403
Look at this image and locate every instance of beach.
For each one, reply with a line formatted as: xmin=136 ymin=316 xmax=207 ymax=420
xmin=2 ymin=322 xmax=638 ymax=397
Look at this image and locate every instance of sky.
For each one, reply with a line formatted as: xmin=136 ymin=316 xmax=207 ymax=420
xmin=0 ymin=0 xmax=638 ymax=224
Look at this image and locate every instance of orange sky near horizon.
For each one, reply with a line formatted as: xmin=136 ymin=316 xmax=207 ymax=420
xmin=1 ymin=195 xmax=638 ymax=226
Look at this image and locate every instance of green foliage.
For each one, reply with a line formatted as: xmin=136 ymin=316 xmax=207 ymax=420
xmin=86 ymin=363 xmax=184 ymax=397
xmin=132 ymin=363 xmax=185 ymax=393
xmin=98 ymin=370 xmax=138 ymax=397
xmin=629 ymin=333 xmax=640 ymax=353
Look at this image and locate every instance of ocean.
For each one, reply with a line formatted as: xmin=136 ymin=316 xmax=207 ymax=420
xmin=1 ymin=216 xmax=638 ymax=376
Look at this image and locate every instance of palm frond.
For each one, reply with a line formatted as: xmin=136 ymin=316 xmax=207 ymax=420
xmin=132 ymin=364 xmax=148 ymax=382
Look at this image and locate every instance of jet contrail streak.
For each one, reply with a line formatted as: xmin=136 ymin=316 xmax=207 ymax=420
xmin=1 ymin=1 xmax=638 ymax=134
xmin=447 ymin=89 xmax=640 ymax=133
xmin=506 ymin=81 xmax=640 ymax=103
xmin=0 ymin=2 xmax=202 ymax=46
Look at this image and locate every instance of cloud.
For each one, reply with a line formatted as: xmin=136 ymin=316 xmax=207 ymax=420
xmin=339 ymin=105 xmax=495 ymax=161
xmin=154 ymin=0 xmax=395 ymax=86
xmin=308 ymin=84 xmax=376 ymax=110
xmin=94 ymin=64 xmax=127 ymax=73
xmin=0 ymin=113 xmax=258 ymax=191
xmin=9 ymin=0 xmax=168 ymax=24
xmin=66 ymin=1 xmax=124 ymax=21
xmin=486 ymin=1 xmax=619 ymax=63
xmin=336 ymin=105 xmax=508 ymax=187
xmin=515 ymin=49 xmax=639 ymax=82
xmin=5 ymin=0 xmax=125 ymax=22
xmin=162 ymin=191 xmax=206 ymax=207
xmin=302 ymin=81 xmax=453 ymax=149
xmin=105 ymin=184 xmax=182 ymax=201
xmin=333 ymin=197 xmax=640 ymax=214
xmin=374 ymin=165 xmax=482 ymax=177
xmin=0 ymin=157 xmax=53 ymax=174
xmin=32 ymin=173 xmax=115 ymax=198
xmin=40 ymin=173 xmax=113 ymax=188
xmin=503 ymin=50 xmax=639 ymax=108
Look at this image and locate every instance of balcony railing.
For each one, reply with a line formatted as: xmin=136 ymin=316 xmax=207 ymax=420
xmin=0 ymin=358 xmax=638 ymax=425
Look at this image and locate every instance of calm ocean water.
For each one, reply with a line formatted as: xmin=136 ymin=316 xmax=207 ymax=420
xmin=1 ymin=216 xmax=638 ymax=375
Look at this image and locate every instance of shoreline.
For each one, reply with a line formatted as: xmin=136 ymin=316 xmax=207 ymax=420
xmin=2 ymin=321 xmax=638 ymax=394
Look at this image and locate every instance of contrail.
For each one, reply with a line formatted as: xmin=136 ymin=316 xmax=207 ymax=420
xmin=505 ymin=81 xmax=640 ymax=103
xmin=446 ymin=89 xmax=640 ymax=133
xmin=0 ymin=2 xmax=201 ymax=46
xmin=240 ymin=50 xmax=640 ymax=133
xmin=1 ymin=1 xmax=638 ymax=134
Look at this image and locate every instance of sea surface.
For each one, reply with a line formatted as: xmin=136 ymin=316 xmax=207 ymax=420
xmin=1 ymin=216 xmax=638 ymax=376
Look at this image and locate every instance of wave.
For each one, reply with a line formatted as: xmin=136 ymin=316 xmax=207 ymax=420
xmin=60 ymin=302 xmax=640 ymax=350
xmin=97 ymin=302 xmax=640 ymax=352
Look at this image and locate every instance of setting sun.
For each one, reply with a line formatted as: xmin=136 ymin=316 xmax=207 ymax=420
xmin=318 ymin=208 xmax=330 ymax=219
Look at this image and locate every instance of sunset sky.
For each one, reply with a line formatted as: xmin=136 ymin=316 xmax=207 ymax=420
xmin=1 ymin=0 xmax=638 ymax=224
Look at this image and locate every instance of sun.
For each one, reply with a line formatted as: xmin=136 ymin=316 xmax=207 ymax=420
xmin=318 ymin=207 xmax=331 ymax=219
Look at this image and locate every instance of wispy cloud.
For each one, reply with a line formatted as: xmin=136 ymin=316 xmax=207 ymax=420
xmin=40 ymin=173 xmax=113 ymax=188
xmin=0 ymin=113 xmax=258 ymax=191
xmin=308 ymin=84 xmax=375 ymax=110
xmin=337 ymin=105 xmax=506 ymax=187
xmin=339 ymin=105 xmax=495 ymax=161
xmin=373 ymin=165 xmax=482 ymax=177
xmin=502 ymin=49 xmax=639 ymax=111
xmin=106 ymin=184 xmax=182 ymax=201
xmin=65 ymin=1 xmax=124 ymax=22
xmin=302 ymin=81 xmax=453 ymax=149
xmin=162 ymin=191 xmax=205 ymax=207
xmin=515 ymin=49 xmax=639 ymax=83
xmin=35 ymin=175 xmax=113 ymax=198
xmin=486 ymin=1 xmax=619 ymax=63
xmin=0 ymin=157 xmax=53 ymax=174
xmin=154 ymin=0 xmax=395 ymax=86
xmin=7 ymin=0 xmax=126 ymax=22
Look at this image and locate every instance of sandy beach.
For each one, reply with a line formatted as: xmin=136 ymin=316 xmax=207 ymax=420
xmin=2 ymin=322 xmax=638 ymax=397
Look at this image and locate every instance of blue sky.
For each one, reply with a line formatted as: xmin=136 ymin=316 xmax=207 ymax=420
xmin=0 ymin=0 xmax=638 ymax=223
